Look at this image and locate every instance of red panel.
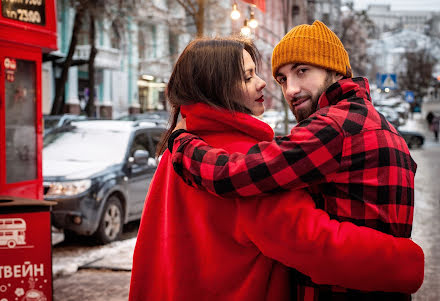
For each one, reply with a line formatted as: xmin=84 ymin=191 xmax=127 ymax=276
xmin=0 ymin=211 xmax=52 ymax=300
xmin=0 ymin=0 xmax=57 ymax=52
xmin=0 ymin=41 xmax=43 ymax=200
xmin=241 ymin=0 xmax=266 ymax=12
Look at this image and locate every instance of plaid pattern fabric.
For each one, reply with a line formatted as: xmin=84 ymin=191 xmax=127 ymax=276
xmin=170 ymin=77 xmax=417 ymax=300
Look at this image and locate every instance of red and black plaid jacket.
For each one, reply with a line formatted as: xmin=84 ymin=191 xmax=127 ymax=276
xmin=169 ymin=77 xmax=417 ymax=300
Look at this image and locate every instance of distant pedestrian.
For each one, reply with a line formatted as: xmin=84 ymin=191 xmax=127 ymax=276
xmin=426 ymin=111 xmax=434 ymax=127
xmin=430 ymin=113 xmax=439 ymax=141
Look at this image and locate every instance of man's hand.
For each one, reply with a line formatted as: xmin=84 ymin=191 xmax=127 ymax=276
xmin=173 ymin=118 xmax=187 ymax=132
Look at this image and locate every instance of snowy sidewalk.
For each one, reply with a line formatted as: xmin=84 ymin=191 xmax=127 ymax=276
xmin=52 ymin=237 xmax=136 ymax=301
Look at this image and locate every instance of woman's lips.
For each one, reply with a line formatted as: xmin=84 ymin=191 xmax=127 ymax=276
xmin=255 ymin=96 xmax=264 ymax=103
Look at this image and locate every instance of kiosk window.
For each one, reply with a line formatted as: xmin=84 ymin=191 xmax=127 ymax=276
xmin=5 ymin=59 xmax=37 ymax=183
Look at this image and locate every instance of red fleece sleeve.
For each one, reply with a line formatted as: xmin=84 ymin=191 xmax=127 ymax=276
xmin=238 ymin=189 xmax=424 ymax=294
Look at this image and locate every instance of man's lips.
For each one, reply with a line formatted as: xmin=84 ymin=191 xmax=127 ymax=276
xmin=292 ymin=97 xmax=309 ymax=107
xmin=255 ymin=96 xmax=264 ymax=103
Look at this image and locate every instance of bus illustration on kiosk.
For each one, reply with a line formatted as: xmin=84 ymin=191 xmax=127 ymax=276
xmin=0 ymin=218 xmax=27 ymax=248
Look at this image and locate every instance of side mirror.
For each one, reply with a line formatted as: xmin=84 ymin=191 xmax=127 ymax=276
xmin=130 ymin=149 xmax=150 ymax=165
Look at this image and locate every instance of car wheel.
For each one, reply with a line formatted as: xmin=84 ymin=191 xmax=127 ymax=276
xmin=408 ymin=136 xmax=423 ymax=149
xmin=95 ymin=195 xmax=123 ymax=244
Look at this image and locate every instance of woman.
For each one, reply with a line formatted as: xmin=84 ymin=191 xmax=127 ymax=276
xmin=129 ymin=37 xmax=423 ymax=300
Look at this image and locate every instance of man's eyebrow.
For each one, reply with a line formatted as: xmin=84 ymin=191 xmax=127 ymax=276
xmin=275 ymin=70 xmax=284 ymax=78
xmin=275 ymin=64 xmax=301 ymax=78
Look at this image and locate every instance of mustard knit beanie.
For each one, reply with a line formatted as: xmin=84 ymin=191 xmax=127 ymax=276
xmin=272 ymin=20 xmax=352 ymax=78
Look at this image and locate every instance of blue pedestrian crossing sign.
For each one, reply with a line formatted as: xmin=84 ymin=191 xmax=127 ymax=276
xmin=380 ymin=73 xmax=397 ymax=90
xmin=405 ymin=91 xmax=415 ymax=103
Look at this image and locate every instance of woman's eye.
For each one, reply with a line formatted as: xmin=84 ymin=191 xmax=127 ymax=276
xmin=245 ymin=77 xmax=252 ymax=82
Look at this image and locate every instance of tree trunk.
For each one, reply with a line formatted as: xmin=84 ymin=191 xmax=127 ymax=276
xmin=85 ymin=13 xmax=98 ymax=117
xmin=281 ymin=0 xmax=292 ymax=135
xmin=195 ymin=0 xmax=205 ymax=37
xmin=51 ymin=4 xmax=86 ymax=115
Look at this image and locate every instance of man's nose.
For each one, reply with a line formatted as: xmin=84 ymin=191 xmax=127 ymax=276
xmin=284 ymin=80 xmax=300 ymax=99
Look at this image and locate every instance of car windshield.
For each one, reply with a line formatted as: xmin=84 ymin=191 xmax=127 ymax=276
xmin=43 ymin=125 xmax=130 ymax=164
xmin=44 ymin=117 xmax=61 ymax=130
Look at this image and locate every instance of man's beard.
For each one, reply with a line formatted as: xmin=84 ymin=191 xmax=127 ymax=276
xmin=294 ymin=95 xmax=320 ymax=122
xmin=292 ymin=72 xmax=335 ymax=122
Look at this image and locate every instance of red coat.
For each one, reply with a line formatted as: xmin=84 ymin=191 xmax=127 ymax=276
xmin=129 ymin=103 xmax=423 ymax=301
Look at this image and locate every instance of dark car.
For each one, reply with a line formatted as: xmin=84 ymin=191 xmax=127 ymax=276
xmin=43 ymin=114 xmax=87 ymax=137
xmin=398 ymin=128 xmax=425 ymax=149
xmin=117 ymin=111 xmax=170 ymax=127
xmin=43 ymin=120 xmax=166 ymax=243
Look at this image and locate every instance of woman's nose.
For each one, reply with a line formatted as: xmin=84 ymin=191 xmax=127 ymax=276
xmin=258 ymin=77 xmax=266 ymax=91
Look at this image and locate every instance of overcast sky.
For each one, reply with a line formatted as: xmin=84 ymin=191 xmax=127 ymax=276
xmin=350 ymin=0 xmax=440 ymax=11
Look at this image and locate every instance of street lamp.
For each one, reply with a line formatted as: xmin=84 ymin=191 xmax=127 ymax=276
xmin=241 ymin=19 xmax=251 ymax=36
xmin=231 ymin=2 xmax=240 ymax=20
xmin=248 ymin=10 xmax=258 ymax=29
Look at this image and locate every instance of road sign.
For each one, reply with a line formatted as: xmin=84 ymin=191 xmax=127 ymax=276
xmin=405 ymin=91 xmax=415 ymax=103
xmin=380 ymin=73 xmax=397 ymax=90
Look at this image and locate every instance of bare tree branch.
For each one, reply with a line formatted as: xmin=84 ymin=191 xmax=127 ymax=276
xmin=176 ymin=0 xmax=196 ymax=18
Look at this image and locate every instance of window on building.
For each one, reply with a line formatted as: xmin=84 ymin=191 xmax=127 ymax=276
xmin=169 ymin=30 xmax=179 ymax=60
xmin=151 ymin=25 xmax=157 ymax=58
xmin=110 ymin=21 xmax=121 ymax=49
xmin=77 ymin=15 xmax=90 ymax=46
xmin=292 ymin=5 xmax=300 ymax=18
xmin=138 ymin=31 xmax=145 ymax=60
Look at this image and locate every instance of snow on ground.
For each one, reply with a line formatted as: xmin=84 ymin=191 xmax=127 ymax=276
xmin=52 ymin=237 xmax=136 ymax=277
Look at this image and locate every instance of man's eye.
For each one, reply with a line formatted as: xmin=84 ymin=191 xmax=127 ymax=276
xmin=277 ymin=77 xmax=286 ymax=84
xmin=298 ymin=68 xmax=307 ymax=75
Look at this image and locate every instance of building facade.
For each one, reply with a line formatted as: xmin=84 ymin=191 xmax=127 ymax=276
xmin=43 ymin=0 xmax=333 ymax=117
xmin=365 ymin=4 xmax=434 ymax=34
xmin=43 ymin=0 xmax=190 ymax=118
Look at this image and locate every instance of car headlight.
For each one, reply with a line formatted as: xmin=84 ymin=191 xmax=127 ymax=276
xmin=45 ymin=180 xmax=92 ymax=196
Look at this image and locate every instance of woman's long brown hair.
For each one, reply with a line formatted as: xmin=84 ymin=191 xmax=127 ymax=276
xmin=156 ymin=36 xmax=261 ymax=157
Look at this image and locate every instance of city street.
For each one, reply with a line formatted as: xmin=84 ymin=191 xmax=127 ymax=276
xmin=52 ymin=107 xmax=440 ymax=300
xmin=1 ymin=0 xmax=439 ymax=300
xmin=410 ymin=103 xmax=440 ymax=300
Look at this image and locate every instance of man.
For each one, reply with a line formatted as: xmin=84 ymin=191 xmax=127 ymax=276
xmin=168 ymin=21 xmax=419 ymax=300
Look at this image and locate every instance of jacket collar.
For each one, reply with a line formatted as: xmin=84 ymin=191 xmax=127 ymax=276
xmin=181 ymin=103 xmax=274 ymax=142
xmin=318 ymin=77 xmax=371 ymax=109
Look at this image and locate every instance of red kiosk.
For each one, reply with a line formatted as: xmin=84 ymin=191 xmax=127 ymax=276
xmin=0 ymin=0 xmax=57 ymax=300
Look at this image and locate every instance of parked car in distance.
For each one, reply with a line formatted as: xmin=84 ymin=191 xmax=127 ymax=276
xmin=116 ymin=111 xmax=170 ymax=127
xmin=398 ymin=128 xmax=425 ymax=149
xmin=43 ymin=120 xmax=166 ymax=244
xmin=274 ymin=110 xmax=297 ymax=136
xmin=261 ymin=109 xmax=284 ymax=129
xmin=43 ymin=114 xmax=87 ymax=137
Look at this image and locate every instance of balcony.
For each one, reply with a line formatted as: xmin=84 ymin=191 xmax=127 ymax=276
xmin=139 ymin=57 xmax=172 ymax=80
xmin=74 ymin=45 xmax=121 ymax=69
